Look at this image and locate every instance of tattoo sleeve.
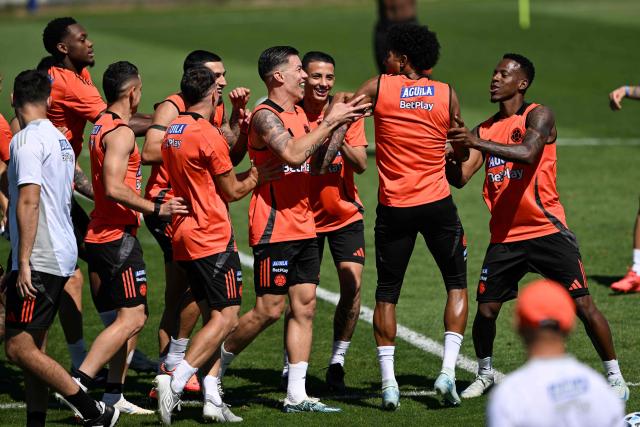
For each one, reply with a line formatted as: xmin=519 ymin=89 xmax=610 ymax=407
xmin=311 ymin=123 xmax=348 ymax=174
xmin=220 ymin=112 xmax=238 ymax=148
xmin=253 ymin=110 xmax=293 ymax=157
xmin=74 ymin=163 xmax=94 ymax=199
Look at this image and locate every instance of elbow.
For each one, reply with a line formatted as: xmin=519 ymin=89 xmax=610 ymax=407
xmin=353 ymin=161 xmax=367 ymax=174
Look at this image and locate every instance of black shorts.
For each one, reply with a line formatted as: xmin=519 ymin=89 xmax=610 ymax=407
xmin=179 ymin=251 xmax=242 ymax=310
xmin=375 ymin=195 xmax=467 ymax=304
xmin=86 ymin=233 xmax=148 ymax=313
xmin=71 ymin=196 xmax=90 ymax=262
xmin=5 ymin=270 xmax=69 ymax=331
xmin=253 ymin=238 xmax=320 ymax=296
xmin=144 ymin=213 xmax=173 ymax=263
xmin=317 ymin=220 xmax=365 ymax=265
xmin=477 ymin=232 xmax=590 ymax=303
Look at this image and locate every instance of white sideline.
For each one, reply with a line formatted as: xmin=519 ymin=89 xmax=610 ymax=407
xmin=237 ymin=251 xmax=506 ymax=382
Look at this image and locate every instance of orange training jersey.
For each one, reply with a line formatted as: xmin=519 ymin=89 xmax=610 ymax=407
xmin=480 ymin=102 xmax=567 ymax=243
xmin=374 ymin=74 xmax=451 ymax=207
xmin=162 ymin=112 xmax=234 ymax=261
xmin=145 ymin=93 xmax=225 ymax=202
xmin=0 ymin=113 xmax=12 ymax=163
xmin=303 ymin=103 xmax=367 ymax=232
xmin=47 ymin=66 xmax=107 ymax=158
xmin=85 ymin=112 xmax=142 ymax=243
xmin=248 ymin=100 xmax=316 ymax=246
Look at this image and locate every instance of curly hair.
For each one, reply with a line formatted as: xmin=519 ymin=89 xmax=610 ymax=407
xmin=387 ymin=23 xmax=440 ymax=71
xmin=42 ymin=17 xmax=77 ymax=58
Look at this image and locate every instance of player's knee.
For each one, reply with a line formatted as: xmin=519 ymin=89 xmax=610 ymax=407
xmin=574 ymin=295 xmax=598 ymax=319
xmin=257 ymin=303 xmax=285 ymax=325
xmin=375 ymin=282 xmax=401 ymax=305
xmin=477 ymin=302 xmax=501 ymax=320
xmin=5 ymin=335 xmax=26 ymax=364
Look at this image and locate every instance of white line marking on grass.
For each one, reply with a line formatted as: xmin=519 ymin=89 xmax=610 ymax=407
xmin=238 ymin=251 xmax=505 ymax=382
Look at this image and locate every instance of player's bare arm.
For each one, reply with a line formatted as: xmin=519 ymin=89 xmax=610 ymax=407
xmin=141 ymin=101 xmax=179 ymax=165
xmin=103 ymin=126 xmax=188 ymax=220
xmin=449 ymin=88 xmax=469 ymax=162
xmin=9 ymin=117 xmax=20 ymax=134
xmin=340 ymin=142 xmax=367 ymax=174
xmin=446 ymin=145 xmax=484 ymax=188
xmin=16 ymin=183 xmax=41 ymax=300
xmin=128 ymin=112 xmax=152 ymax=136
xmin=609 ymin=85 xmax=640 ymax=111
xmin=213 ymin=165 xmax=258 ymax=202
xmin=448 ymin=106 xmax=555 ymax=165
xmin=74 ymin=162 xmax=94 ymax=199
xmin=226 ymin=88 xmax=251 ymax=165
xmin=311 ymin=123 xmax=348 ymax=175
xmin=251 ymin=95 xmax=370 ymax=166
xmin=353 ymin=76 xmax=379 ymax=107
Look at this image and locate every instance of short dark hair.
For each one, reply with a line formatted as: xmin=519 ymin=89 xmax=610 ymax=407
xmin=13 ymin=70 xmax=51 ymax=108
xmin=503 ymin=53 xmax=535 ymax=88
xmin=36 ymin=56 xmax=57 ymax=72
xmin=102 ymin=61 xmax=139 ymax=104
xmin=43 ymin=17 xmax=77 ymax=58
xmin=302 ymin=51 xmax=335 ymax=70
xmin=180 ymin=66 xmax=216 ymax=105
xmin=183 ymin=50 xmax=222 ymax=73
xmin=258 ymin=46 xmax=299 ymax=81
xmin=387 ymin=24 xmax=440 ymax=71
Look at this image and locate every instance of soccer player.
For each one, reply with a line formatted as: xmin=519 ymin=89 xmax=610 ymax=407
xmin=487 ymin=280 xmax=624 ymax=427
xmin=4 ymin=69 xmax=119 ymax=427
xmin=218 ymin=46 xmax=369 ymax=413
xmin=154 ymin=66 xmax=257 ymax=425
xmin=41 ymin=17 xmax=153 ymax=374
xmin=295 ymin=51 xmax=368 ymax=391
xmin=446 ymin=53 xmax=630 ymax=400
xmin=608 ymin=84 xmax=640 ymax=293
xmin=374 ymin=0 xmax=418 ymax=73
xmin=141 ymin=50 xmax=251 ymax=390
xmin=352 ymin=24 xmax=469 ymax=408
xmin=0 ymin=71 xmax=12 ymax=233
xmin=64 ymin=61 xmax=188 ymax=416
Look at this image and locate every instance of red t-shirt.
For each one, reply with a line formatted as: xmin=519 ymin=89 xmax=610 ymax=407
xmin=374 ymin=74 xmax=451 ymax=207
xmin=85 ymin=112 xmax=141 ymax=243
xmin=162 ymin=112 xmax=235 ymax=261
xmin=0 ymin=113 xmax=12 ymax=163
xmin=303 ymin=105 xmax=367 ymax=232
xmin=247 ymin=100 xmax=316 ymax=246
xmin=46 ymin=66 xmax=107 ymax=158
xmin=479 ymin=103 xmax=568 ymax=243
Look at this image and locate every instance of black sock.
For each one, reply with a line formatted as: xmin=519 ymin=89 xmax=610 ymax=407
xmin=71 ymin=367 xmax=93 ymax=389
xmin=26 ymin=411 xmax=46 ymax=427
xmin=105 ymin=382 xmax=123 ymax=395
xmin=64 ymin=389 xmax=101 ymax=420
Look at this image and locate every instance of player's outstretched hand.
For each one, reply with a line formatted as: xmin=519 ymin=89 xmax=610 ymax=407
xmin=447 ymin=115 xmax=476 ymax=148
xmin=323 ymin=94 xmax=372 ymax=128
xmin=17 ymin=265 xmax=37 ymax=300
xmin=609 ymin=86 xmax=626 ymax=111
xmin=238 ymin=108 xmax=252 ymax=134
xmin=229 ymin=87 xmax=251 ymax=110
xmin=159 ymin=196 xmax=190 ymax=220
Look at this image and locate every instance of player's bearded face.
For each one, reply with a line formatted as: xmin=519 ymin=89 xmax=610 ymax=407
xmin=205 ymin=61 xmax=226 ymax=105
xmin=304 ymin=61 xmax=335 ymax=103
xmin=282 ymin=55 xmax=307 ymax=102
xmin=63 ymin=24 xmax=95 ymax=67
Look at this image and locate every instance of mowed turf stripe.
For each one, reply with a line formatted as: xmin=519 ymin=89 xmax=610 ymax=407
xmin=236 ymin=251 xmax=506 ymax=381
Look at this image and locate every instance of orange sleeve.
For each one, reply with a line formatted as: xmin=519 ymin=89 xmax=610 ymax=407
xmin=0 ymin=114 xmax=13 ymax=163
xmin=66 ymin=81 xmax=107 ymax=123
xmin=203 ymin=127 xmax=233 ymax=175
xmin=345 ymin=117 xmax=368 ymax=148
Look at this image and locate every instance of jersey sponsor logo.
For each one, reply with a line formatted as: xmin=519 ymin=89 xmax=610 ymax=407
xmin=487 ymin=155 xmax=506 ymax=169
xmin=272 ymin=259 xmax=289 ymax=274
xmin=90 ymin=125 xmax=102 ymax=135
xmin=283 ymin=163 xmax=310 ymax=174
xmin=272 ymin=260 xmax=288 ymax=267
xmin=164 ymin=138 xmax=182 ymax=149
xmin=400 ymin=85 xmax=435 ymax=98
xmin=487 ymin=167 xmax=524 ymax=182
xmin=135 ymin=269 xmax=147 ymax=282
xmin=399 ymin=100 xmax=434 ymax=111
xmin=60 ymin=139 xmax=75 ymax=162
xmin=274 ymin=274 xmax=287 ymax=287
xmin=480 ymin=268 xmax=488 ymax=282
xmin=236 ymin=270 xmax=243 ymax=282
xmin=59 ymin=139 xmax=72 ymax=151
xmin=511 ymin=127 xmax=525 ymax=143
xmin=167 ymin=124 xmax=187 ymax=134
xmin=547 ymin=377 xmax=589 ymax=401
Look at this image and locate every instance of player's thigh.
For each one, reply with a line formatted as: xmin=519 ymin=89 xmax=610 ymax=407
xmin=476 ymin=242 xmax=528 ymax=303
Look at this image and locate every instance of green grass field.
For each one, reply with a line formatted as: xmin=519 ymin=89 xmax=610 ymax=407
xmin=0 ymin=0 xmax=639 ymax=425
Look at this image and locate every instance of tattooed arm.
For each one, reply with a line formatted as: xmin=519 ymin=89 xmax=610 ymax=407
xmin=74 ymin=162 xmax=94 ymax=199
xmin=310 ymin=123 xmax=348 ymax=174
xmin=447 ymin=105 xmax=555 ymax=165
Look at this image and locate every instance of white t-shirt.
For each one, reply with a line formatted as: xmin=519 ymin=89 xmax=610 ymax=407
xmin=487 ymin=355 xmax=624 ymax=427
xmin=8 ymin=119 xmax=77 ymax=277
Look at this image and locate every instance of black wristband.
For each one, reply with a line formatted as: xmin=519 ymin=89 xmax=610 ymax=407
xmin=154 ymin=201 xmax=161 ymax=217
xmin=150 ymin=124 xmax=167 ymax=132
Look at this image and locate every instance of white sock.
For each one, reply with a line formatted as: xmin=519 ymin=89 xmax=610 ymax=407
xmin=171 ymin=360 xmax=198 ymax=394
xmin=98 ymin=310 xmax=117 ymax=327
xmin=203 ymin=375 xmax=222 ymax=406
xmin=101 ymin=392 xmax=122 ymax=406
xmin=282 ymin=349 xmax=289 ymax=377
xmin=67 ymin=339 xmax=87 ymax=370
xmin=329 ymin=341 xmax=351 ymax=367
xmin=165 ymin=337 xmax=189 ymax=371
xmin=442 ymin=331 xmax=463 ymax=374
xmin=219 ymin=343 xmax=236 ymax=379
xmin=377 ymin=346 xmax=396 ymax=388
xmin=603 ymin=359 xmax=622 ymax=379
xmin=286 ymin=361 xmax=309 ymax=404
xmin=478 ymin=356 xmax=494 ymax=376
xmin=632 ymin=249 xmax=640 ymax=274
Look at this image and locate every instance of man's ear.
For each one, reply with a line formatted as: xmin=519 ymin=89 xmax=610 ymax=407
xmin=56 ymin=42 xmax=69 ymax=56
